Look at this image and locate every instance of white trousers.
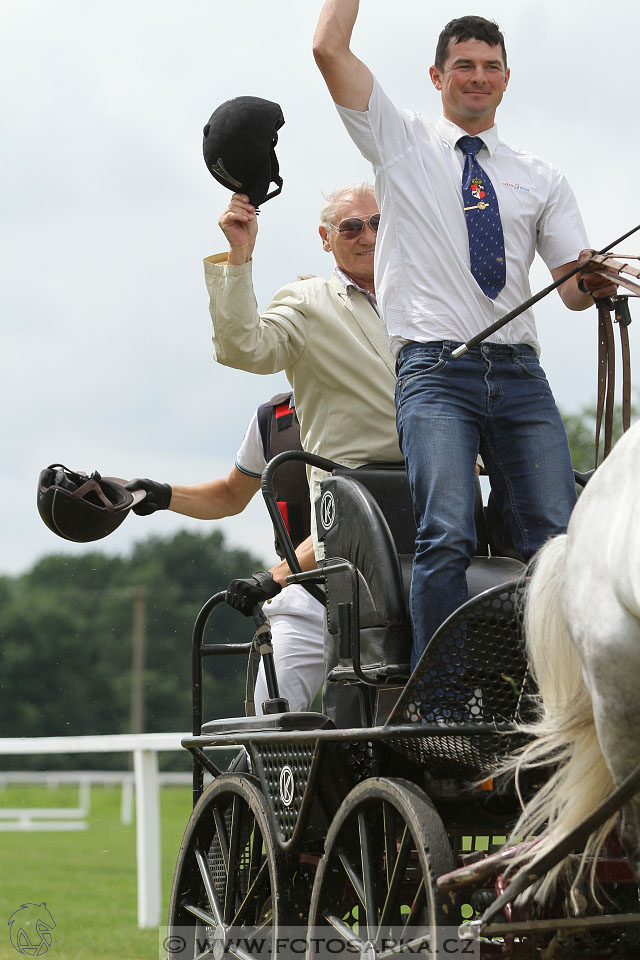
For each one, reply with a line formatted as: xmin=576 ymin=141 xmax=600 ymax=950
xmin=253 ymin=584 xmax=326 ymax=714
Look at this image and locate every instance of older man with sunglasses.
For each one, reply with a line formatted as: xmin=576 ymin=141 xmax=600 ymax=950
xmin=204 ymin=182 xmax=401 ymax=560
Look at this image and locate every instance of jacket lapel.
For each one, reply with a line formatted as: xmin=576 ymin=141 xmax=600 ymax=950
xmin=328 ymin=274 xmax=396 ymax=376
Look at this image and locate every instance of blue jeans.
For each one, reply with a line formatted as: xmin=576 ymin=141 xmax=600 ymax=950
xmin=395 ymin=341 xmax=576 ymax=668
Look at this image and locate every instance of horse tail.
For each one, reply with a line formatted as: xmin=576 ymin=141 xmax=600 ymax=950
xmin=506 ymin=534 xmax=615 ymax=901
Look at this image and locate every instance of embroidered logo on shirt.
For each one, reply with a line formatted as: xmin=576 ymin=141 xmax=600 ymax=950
xmin=501 ymin=181 xmax=531 ymax=192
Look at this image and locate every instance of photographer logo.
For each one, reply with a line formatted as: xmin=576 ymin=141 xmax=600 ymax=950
xmin=8 ymin=903 xmax=55 ymax=956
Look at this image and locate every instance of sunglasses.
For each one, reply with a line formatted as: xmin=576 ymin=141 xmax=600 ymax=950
xmin=328 ymin=213 xmax=380 ymax=239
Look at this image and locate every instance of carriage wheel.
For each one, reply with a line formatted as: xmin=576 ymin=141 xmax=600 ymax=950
xmin=167 ymin=773 xmax=287 ymax=959
xmin=307 ymin=778 xmax=456 ymax=959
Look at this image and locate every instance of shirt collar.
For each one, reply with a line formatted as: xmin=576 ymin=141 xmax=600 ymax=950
xmin=334 ymin=267 xmax=379 ymax=313
xmin=435 ymin=115 xmax=499 ymax=157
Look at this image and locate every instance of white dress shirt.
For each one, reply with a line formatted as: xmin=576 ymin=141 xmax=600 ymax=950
xmin=336 ymin=76 xmax=589 ymax=357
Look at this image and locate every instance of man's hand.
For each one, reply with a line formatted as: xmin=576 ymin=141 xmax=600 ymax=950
xmin=577 ymin=248 xmax=618 ymax=300
xmin=218 ymin=193 xmax=258 ymax=265
xmin=125 ymin=478 xmax=172 ymax=515
xmin=225 ymin=570 xmax=282 ymax=616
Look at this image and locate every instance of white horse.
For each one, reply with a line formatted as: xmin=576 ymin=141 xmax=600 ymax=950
xmin=507 ymin=419 xmax=640 ymax=900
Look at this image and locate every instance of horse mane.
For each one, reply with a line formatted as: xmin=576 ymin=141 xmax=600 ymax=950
xmin=498 ymin=534 xmax=615 ymax=904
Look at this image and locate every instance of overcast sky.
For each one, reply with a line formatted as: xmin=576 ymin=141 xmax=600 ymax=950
xmin=3 ymin=0 xmax=638 ymax=578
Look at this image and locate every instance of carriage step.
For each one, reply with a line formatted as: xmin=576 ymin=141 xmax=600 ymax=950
xmin=201 ymin=712 xmax=334 ymax=736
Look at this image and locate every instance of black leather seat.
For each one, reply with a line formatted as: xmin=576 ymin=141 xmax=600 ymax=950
xmin=316 ymin=464 xmax=526 ymax=684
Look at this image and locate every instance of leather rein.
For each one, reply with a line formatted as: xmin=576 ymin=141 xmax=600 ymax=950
xmin=594 ymin=296 xmax=632 ymax=466
xmin=588 ymin=253 xmax=640 ymax=466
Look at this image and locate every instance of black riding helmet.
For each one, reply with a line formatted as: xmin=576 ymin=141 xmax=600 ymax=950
xmin=202 ymin=96 xmax=284 ymax=208
xmin=37 ymin=464 xmax=146 ymax=543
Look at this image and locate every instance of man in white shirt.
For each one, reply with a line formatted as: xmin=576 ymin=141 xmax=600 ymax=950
xmin=313 ymin=4 xmax=617 ymax=666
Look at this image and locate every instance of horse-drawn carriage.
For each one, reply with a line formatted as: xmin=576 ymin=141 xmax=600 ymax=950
xmin=30 ymin=244 xmax=638 ymax=957
xmin=166 ymin=436 xmax=640 ymax=959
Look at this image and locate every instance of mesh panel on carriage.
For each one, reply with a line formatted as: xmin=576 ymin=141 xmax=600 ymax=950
xmin=317 ymin=464 xmax=526 ymax=684
xmin=382 ymin=579 xmax=536 ymax=778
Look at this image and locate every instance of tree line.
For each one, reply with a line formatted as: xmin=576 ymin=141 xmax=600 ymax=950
xmin=0 ymin=529 xmax=264 ymax=769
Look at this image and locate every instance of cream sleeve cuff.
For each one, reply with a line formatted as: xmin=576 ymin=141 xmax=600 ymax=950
xmin=203 ymin=252 xmax=252 ymax=274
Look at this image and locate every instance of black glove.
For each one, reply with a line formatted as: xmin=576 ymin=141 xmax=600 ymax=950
xmin=225 ymin=571 xmax=282 ymax=616
xmin=125 ymin=478 xmax=172 ymax=516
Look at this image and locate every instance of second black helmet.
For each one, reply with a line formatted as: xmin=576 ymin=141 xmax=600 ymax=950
xmin=37 ymin=464 xmax=146 ymax=543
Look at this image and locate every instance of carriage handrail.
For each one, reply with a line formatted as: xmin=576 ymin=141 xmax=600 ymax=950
xmin=191 ymin=592 xmax=291 ymax=803
xmin=192 ymin=592 xmax=254 ymax=731
xmin=260 ymin=449 xmax=344 ymax=605
xmin=191 ymin=591 xmax=229 ymax=802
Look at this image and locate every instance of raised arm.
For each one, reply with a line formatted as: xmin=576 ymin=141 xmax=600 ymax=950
xmin=313 ymin=0 xmax=373 ymax=110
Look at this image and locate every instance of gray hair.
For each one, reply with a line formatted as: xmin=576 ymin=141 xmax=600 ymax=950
xmin=320 ymin=182 xmax=375 ymax=226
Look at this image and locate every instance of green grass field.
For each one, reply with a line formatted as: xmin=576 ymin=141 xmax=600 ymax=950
xmin=0 ymin=783 xmax=192 ymax=960
xmin=0 ymin=781 xmax=503 ymax=958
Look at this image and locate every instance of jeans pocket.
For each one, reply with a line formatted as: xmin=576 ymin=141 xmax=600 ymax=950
xmin=396 ymin=352 xmax=448 ymax=392
xmin=514 ymin=355 xmax=547 ymax=381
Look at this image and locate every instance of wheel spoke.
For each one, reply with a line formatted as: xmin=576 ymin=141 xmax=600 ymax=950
xmin=338 ymin=848 xmax=366 ymax=907
xmin=247 ymin=817 xmax=263 ymax=890
xmin=183 ymin=901 xmax=218 ymax=927
xmin=195 ymin=844 xmax=224 ymax=927
xmin=231 ymin=859 xmax=269 ymax=928
xmin=248 ymin=915 xmax=272 ymax=938
xmin=378 ymin=824 xmax=412 ymax=932
xmin=358 ymin=810 xmax=379 ymax=938
xmin=193 ymin=948 xmax=214 ymax=960
xmin=383 ymin=801 xmax=396 ymax=891
xmin=224 ymin=795 xmax=243 ymax=924
xmin=403 ymin=876 xmax=426 ymax=932
xmin=213 ymin=805 xmax=230 ymax=871
xmin=228 ymin=935 xmax=273 ymax=960
xmin=324 ymin=913 xmax=366 ymax=950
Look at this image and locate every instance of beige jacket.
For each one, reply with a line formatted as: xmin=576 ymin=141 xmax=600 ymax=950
xmin=204 ymin=255 xmax=402 ymax=516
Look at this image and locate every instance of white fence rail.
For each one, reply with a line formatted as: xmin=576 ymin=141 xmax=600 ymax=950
xmin=0 ymin=734 xmax=231 ymax=928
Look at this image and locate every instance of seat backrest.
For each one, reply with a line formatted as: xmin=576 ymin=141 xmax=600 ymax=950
xmin=317 ymin=464 xmax=525 ymax=681
xmin=319 ymin=472 xmax=409 ymax=633
xmin=318 ymin=468 xmax=413 ymax=676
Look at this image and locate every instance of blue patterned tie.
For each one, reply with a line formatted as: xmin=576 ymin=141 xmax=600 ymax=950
xmin=458 ymin=135 xmax=506 ymax=300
